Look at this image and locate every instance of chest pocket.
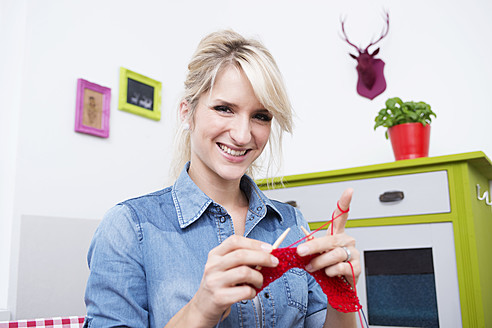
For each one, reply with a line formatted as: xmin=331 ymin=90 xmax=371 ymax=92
xmin=281 ymin=268 xmax=309 ymax=313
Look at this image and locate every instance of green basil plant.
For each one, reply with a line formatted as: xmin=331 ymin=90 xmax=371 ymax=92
xmin=374 ymin=97 xmax=436 ymax=139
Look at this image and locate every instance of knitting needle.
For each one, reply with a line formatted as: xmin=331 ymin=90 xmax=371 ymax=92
xmin=300 ymin=226 xmax=314 ymax=241
xmin=256 ymin=227 xmax=291 ymax=270
xmin=272 ymin=227 xmax=291 ymax=249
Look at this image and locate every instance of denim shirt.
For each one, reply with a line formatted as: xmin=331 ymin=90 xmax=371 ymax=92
xmin=84 ymin=164 xmax=328 ymax=328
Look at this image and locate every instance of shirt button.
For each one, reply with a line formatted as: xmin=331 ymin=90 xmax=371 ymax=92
xmin=241 ymin=300 xmax=248 ymax=304
xmin=264 ymin=292 xmax=270 ymax=299
xmin=219 ymin=216 xmax=226 ymax=223
xmin=257 ymin=206 xmax=262 ymax=211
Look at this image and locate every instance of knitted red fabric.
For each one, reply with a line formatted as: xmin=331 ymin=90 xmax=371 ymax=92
xmin=255 ymin=247 xmax=361 ymax=313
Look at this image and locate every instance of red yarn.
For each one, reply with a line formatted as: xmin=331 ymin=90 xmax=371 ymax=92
xmin=255 ymin=247 xmax=361 ymax=313
xmin=255 ymin=201 xmax=362 ymax=314
xmin=286 ymin=201 xmax=350 ymax=249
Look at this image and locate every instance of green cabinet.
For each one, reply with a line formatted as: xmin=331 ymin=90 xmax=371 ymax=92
xmin=258 ymin=151 xmax=492 ymax=327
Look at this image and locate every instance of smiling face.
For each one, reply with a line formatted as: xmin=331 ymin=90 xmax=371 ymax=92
xmin=183 ymin=66 xmax=272 ymax=186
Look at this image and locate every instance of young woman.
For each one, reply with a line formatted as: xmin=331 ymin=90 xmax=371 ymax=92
xmin=84 ymin=30 xmax=360 ymax=328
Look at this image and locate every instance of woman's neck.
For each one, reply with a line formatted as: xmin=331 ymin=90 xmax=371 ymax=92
xmin=189 ymin=164 xmax=247 ymax=204
xmin=188 ymin=164 xmax=249 ymax=234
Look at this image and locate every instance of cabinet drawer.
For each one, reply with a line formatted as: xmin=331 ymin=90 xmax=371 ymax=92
xmin=262 ymin=170 xmax=451 ymax=222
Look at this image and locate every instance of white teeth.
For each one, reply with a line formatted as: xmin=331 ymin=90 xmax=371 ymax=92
xmin=219 ymin=144 xmax=247 ymax=156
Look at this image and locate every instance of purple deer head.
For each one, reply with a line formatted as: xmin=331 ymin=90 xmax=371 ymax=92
xmin=341 ymin=13 xmax=390 ymax=100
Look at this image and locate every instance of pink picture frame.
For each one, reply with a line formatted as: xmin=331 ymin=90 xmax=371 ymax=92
xmin=75 ymin=78 xmax=111 ymax=138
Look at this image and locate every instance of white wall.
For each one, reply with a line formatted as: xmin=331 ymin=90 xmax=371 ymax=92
xmin=1 ymin=0 xmax=491 ymax=320
xmin=0 ymin=0 xmax=27 ymax=317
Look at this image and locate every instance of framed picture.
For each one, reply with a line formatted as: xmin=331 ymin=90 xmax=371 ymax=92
xmin=118 ymin=67 xmax=162 ymax=121
xmin=74 ymin=79 xmax=111 ymax=138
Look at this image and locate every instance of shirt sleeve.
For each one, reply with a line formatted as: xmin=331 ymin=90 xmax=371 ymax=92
xmin=293 ymin=207 xmax=329 ymax=327
xmin=84 ymin=204 xmax=149 ymax=328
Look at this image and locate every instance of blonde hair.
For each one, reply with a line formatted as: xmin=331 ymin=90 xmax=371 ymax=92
xmin=170 ymin=30 xmax=293 ymax=181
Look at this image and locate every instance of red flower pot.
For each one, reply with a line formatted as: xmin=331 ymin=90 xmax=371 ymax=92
xmin=388 ymin=123 xmax=431 ymax=160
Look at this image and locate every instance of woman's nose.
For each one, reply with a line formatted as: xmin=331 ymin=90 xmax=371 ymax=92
xmin=229 ymin=116 xmax=252 ymax=145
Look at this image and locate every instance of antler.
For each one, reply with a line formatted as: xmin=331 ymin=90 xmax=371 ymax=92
xmin=364 ymin=11 xmax=390 ymax=52
xmin=340 ymin=17 xmax=361 ymax=52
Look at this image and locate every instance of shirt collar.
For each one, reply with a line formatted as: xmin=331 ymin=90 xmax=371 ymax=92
xmin=172 ymin=162 xmax=284 ymax=229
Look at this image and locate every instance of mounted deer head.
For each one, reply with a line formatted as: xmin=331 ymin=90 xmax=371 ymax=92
xmin=341 ymin=12 xmax=390 ymax=100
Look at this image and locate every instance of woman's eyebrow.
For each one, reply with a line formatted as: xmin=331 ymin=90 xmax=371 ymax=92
xmin=211 ymin=98 xmax=269 ymax=112
xmin=211 ymin=99 xmax=236 ymax=108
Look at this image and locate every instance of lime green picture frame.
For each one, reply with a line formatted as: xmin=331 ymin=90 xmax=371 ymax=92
xmin=118 ymin=67 xmax=161 ymax=121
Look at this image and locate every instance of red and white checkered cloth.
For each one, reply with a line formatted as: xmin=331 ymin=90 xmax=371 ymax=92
xmin=0 ymin=317 xmax=84 ymax=328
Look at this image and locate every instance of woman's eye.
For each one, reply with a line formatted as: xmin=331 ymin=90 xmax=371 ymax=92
xmin=254 ymin=113 xmax=273 ymax=122
xmin=213 ymin=105 xmax=231 ymax=113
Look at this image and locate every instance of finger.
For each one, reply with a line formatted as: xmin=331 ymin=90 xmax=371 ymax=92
xmin=215 ymin=265 xmax=263 ymax=288
xmin=330 ymin=188 xmax=353 ymax=235
xmin=297 ymin=234 xmax=354 ymax=257
xmin=221 ymin=249 xmax=279 ymax=270
xmin=305 ymin=245 xmax=357 ymax=272
xmin=323 ymin=262 xmax=355 ymax=278
xmin=205 ymin=264 xmax=265 ymax=290
xmin=340 ymin=263 xmax=361 ymax=286
xmin=209 ymin=235 xmax=272 ymax=257
xmin=324 ymin=260 xmax=361 ymax=286
xmin=212 ymin=284 xmax=257 ymax=307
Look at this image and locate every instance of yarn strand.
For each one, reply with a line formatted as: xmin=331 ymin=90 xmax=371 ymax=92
xmin=257 ymin=201 xmax=368 ymax=326
xmin=286 ymin=202 xmax=348 ymax=249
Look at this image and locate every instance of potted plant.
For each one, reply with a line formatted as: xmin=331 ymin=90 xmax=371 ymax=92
xmin=374 ymin=97 xmax=436 ymax=160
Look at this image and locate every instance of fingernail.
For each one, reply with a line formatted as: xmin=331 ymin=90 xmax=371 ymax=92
xmin=297 ymin=244 xmax=309 ymax=256
xmin=271 ymin=255 xmax=279 ymax=266
xmin=305 ymin=263 xmax=313 ymax=272
xmin=261 ymin=243 xmax=273 ymax=252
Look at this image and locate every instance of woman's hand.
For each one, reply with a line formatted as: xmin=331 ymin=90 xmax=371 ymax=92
xmin=166 ymin=235 xmax=279 ymax=327
xmin=296 ymin=188 xmax=360 ymax=327
xmin=296 ymin=188 xmax=360 ymax=286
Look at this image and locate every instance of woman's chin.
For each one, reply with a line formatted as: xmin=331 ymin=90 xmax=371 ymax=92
xmin=215 ymin=164 xmax=250 ymax=181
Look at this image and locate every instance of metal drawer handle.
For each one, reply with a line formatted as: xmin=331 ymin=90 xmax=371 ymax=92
xmin=379 ymin=191 xmax=404 ymax=203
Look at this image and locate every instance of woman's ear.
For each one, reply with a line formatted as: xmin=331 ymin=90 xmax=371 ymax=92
xmin=179 ymin=101 xmax=191 ymax=130
xmin=179 ymin=100 xmax=190 ymax=123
